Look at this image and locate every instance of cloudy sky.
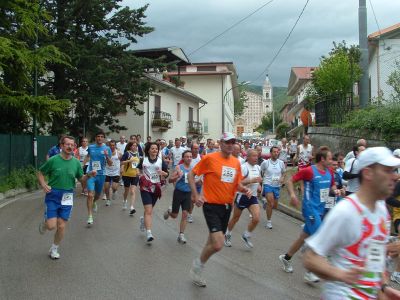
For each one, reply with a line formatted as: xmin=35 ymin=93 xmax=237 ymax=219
xmin=123 ymin=0 xmax=400 ymax=87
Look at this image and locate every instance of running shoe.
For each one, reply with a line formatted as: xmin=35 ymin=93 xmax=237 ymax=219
xmin=241 ymin=233 xmax=254 ymax=248
xmin=122 ymin=200 xmax=128 ymax=211
xmin=249 ymin=214 xmax=253 ymax=218
xmin=163 ymin=207 xmax=171 ymax=220
xmin=391 ymin=272 xmax=400 ymax=284
xmin=224 ymin=233 xmax=232 ymax=247
xmin=87 ymin=215 xmax=94 ymax=225
xmin=190 ymin=259 xmax=206 ymax=287
xmin=304 ymin=271 xmax=320 ymax=283
xmin=39 ymin=220 xmax=47 ymax=235
xmin=102 ymin=194 xmax=107 ymax=200
xmin=187 ymin=214 xmax=193 ymax=223
xmin=139 ymin=216 xmax=145 ymax=232
xmin=279 ymin=254 xmax=293 ymax=273
xmin=49 ymin=247 xmax=60 ymax=259
xmin=177 ymin=233 xmax=187 ymax=244
xmin=146 ymin=231 xmax=154 ymax=243
xmin=105 ymin=199 xmax=111 ymax=206
xmin=129 ymin=208 xmax=136 ymax=216
xmin=265 ymin=220 xmax=273 ymax=229
xmin=93 ymin=202 xmax=98 ymax=213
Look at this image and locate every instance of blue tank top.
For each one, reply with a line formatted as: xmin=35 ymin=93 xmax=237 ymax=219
xmin=87 ymin=144 xmax=112 ymax=176
xmin=175 ymin=164 xmax=191 ymax=192
xmin=302 ymin=165 xmax=332 ymax=215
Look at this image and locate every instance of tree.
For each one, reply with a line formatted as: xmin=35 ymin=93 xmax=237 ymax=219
xmin=255 ymin=112 xmax=282 ymax=133
xmin=275 ymin=122 xmax=291 ymax=139
xmin=0 ymin=0 xmax=70 ymax=134
xmin=312 ymin=41 xmax=362 ymax=98
xmin=387 ymin=60 xmax=400 ymax=103
xmin=40 ymin=0 xmax=164 ymax=137
xmin=234 ymin=84 xmax=249 ymax=118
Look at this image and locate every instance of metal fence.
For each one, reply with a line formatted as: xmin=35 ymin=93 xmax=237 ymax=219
xmin=315 ymin=94 xmax=354 ymax=126
xmin=0 ymin=134 xmax=58 ymax=176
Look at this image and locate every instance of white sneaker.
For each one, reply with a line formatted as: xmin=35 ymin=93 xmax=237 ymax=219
xmin=190 ymin=259 xmax=206 ymax=287
xmin=391 ymin=272 xmax=400 ymax=284
xmin=49 ymin=247 xmax=60 ymax=259
xmin=39 ymin=220 xmax=47 ymax=235
xmin=265 ymin=220 xmax=273 ymax=229
xmin=187 ymin=214 xmax=193 ymax=223
xmin=122 ymin=200 xmax=128 ymax=210
xmin=241 ymin=233 xmax=254 ymax=248
xmin=87 ymin=215 xmax=94 ymax=225
xmin=112 ymin=191 xmax=117 ymax=201
xmin=249 ymin=214 xmax=253 ymax=218
xmin=92 ymin=202 xmax=98 ymax=213
xmin=177 ymin=233 xmax=187 ymax=244
xmin=139 ymin=216 xmax=145 ymax=232
xmin=146 ymin=231 xmax=154 ymax=244
xmin=304 ymin=271 xmax=320 ymax=283
xmin=105 ymin=199 xmax=111 ymax=206
xmin=224 ymin=233 xmax=232 ymax=247
xmin=279 ymin=254 xmax=293 ymax=273
xmin=102 ymin=194 xmax=107 ymax=200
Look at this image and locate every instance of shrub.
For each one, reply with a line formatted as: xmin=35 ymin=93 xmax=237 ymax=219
xmin=0 ymin=166 xmax=38 ymax=193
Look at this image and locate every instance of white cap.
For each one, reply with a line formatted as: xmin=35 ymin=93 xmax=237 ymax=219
xmin=355 ymin=147 xmax=400 ymax=172
xmin=220 ymin=132 xmax=236 ymax=142
xmin=181 ymin=136 xmax=187 ymax=139
xmin=393 ymin=149 xmax=400 ymax=157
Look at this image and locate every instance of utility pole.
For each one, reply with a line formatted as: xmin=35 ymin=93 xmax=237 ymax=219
xmin=359 ymin=0 xmax=369 ymax=108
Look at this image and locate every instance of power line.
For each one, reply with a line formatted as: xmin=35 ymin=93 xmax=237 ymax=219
xmin=187 ymin=0 xmax=275 ymax=57
xmin=368 ymin=0 xmax=381 ymax=35
xmin=254 ymin=0 xmax=311 ymax=82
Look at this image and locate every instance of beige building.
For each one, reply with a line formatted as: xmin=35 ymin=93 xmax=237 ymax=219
xmin=235 ymin=76 xmax=272 ymax=136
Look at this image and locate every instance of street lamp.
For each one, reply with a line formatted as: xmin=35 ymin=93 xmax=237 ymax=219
xmin=222 ymin=81 xmax=251 ymax=133
xmin=266 ymin=104 xmax=275 ymax=134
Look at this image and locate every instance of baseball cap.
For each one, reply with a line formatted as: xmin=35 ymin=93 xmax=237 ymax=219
xmin=220 ymin=132 xmax=236 ymax=142
xmin=355 ymin=147 xmax=400 ymax=172
xmin=393 ymin=149 xmax=400 ymax=157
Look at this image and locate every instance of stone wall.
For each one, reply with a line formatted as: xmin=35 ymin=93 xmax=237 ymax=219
xmin=308 ymin=127 xmax=400 ymax=154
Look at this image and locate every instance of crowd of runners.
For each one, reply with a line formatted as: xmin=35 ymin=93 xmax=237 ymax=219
xmin=36 ymin=131 xmax=400 ymax=299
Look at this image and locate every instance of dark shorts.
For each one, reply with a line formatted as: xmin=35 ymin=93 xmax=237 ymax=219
xmin=203 ymin=203 xmax=232 ymax=234
xmin=394 ymin=219 xmax=400 ymax=234
xmin=172 ymin=189 xmax=191 ymax=213
xmin=105 ymin=175 xmax=120 ymax=183
xmin=122 ymin=176 xmax=139 ymax=187
xmin=235 ymin=194 xmax=259 ymax=210
xmin=83 ymin=165 xmax=88 ymax=175
xmin=141 ymin=190 xmax=158 ymax=207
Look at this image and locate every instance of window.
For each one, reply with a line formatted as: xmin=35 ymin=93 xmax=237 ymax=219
xmin=203 ymin=118 xmax=208 ymax=133
xmin=177 ymin=103 xmax=181 ymax=121
xmin=154 ymin=95 xmax=161 ymax=112
xmin=189 ymin=107 xmax=193 ymax=122
xmin=265 ymin=92 xmax=269 ymax=99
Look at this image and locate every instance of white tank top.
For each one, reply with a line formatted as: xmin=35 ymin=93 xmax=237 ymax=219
xmin=298 ymin=144 xmax=313 ymax=167
xmin=289 ymin=140 xmax=298 ymax=154
xmin=105 ymin=151 xmax=121 ymax=176
xmin=143 ymin=157 xmax=163 ymax=183
xmin=261 ymin=159 xmax=286 ymax=187
xmin=79 ymin=146 xmax=89 ymax=165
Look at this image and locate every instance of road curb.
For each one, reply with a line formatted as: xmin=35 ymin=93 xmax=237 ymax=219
xmin=277 ymin=202 xmax=304 ymax=222
xmin=0 ymin=188 xmax=39 ymax=209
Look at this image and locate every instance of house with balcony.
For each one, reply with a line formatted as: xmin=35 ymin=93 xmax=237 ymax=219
xmin=107 ymin=47 xmax=207 ymax=141
xmin=369 ymin=22 xmax=400 ymax=102
xmin=168 ymin=62 xmax=240 ymax=139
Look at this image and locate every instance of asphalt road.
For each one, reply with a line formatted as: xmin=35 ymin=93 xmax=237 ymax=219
xmin=0 ymin=185 xmax=321 ymax=300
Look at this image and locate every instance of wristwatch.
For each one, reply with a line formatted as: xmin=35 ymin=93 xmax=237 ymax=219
xmin=381 ymin=283 xmax=389 ymax=293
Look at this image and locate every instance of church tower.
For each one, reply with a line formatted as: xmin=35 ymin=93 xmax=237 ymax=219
xmin=262 ymin=75 xmax=273 ymax=113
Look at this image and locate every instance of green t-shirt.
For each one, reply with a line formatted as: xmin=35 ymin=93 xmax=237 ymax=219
xmin=39 ymin=154 xmax=83 ymax=190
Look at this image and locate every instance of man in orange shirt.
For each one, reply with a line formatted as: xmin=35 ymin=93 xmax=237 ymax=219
xmin=188 ymin=132 xmax=252 ymax=287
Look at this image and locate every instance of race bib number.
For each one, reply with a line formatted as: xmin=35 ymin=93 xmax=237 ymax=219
xmin=184 ymin=173 xmax=188 ymax=184
xmin=320 ymin=188 xmax=329 ymax=203
xmin=131 ymin=162 xmax=137 ymax=169
xmin=365 ymin=240 xmax=385 ymax=272
xmin=221 ymin=166 xmax=236 ymax=183
xmin=92 ymin=161 xmax=101 ymax=171
xmin=150 ymin=172 xmax=159 ymax=183
xmin=271 ymin=175 xmax=280 ymax=185
xmin=324 ymin=197 xmax=335 ymax=209
xmin=61 ymin=193 xmax=73 ymax=206
xmin=175 ymin=155 xmax=181 ymax=162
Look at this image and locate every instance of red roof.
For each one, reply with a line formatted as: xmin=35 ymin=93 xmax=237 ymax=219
xmin=292 ymin=67 xmax=317 ymax=80
xmin=369 ymin=22 xmax=400 ymax=40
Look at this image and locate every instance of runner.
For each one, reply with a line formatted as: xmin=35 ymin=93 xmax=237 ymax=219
xmin=260 ymin=146 xmax=286 ymax=229
xmin=344 ymin=138 xmax=367 ymax=163
xmin=278 ymin=138 xmax=289 ymax=166
xmin=116 ymin=135 xmax=127 ymax=154
xmin=224 ymin=149 xmax=262 ymax=248
xmin=181 ymin=136 xmax=188 ymax=149
xmin=232 ymin=143 xmax=246 ymax=164
xmin=288 ymin=135 xmax=298 ymax=164
xmin=37 ymin=136 xmax=89 ymax=259
xmin=84 ymin=131 xmax=112 ymax=226
xmin=170 ymin=138 xmax=185 ymax=169
xmin=202 ymin=140 xmax=216 ymax=155
xmin=103 ymin=140 xmax=122 ymax=206
xmin=255 ymin=145 xmax=264 ymax=166
xmin=343 ymin=145 xmax=366 ymax=195
xmin=137 ymin=142 xmax=169 ymax=243
xmin=120 ymin=141 xmax=140 ymax=215
xmin=303 ymin=147 xmax=400 ymax=299
xmin=295 ymin=135 xmax=313 ymax=170
xmin=188 ymin=132 xmax=252 ymax=287
xmin=279 ymin=146 xmax=339 ymax=283
xmin=77 ymin=137 xmax=89 ymax=195
xmin=164 ymin=150 xmax=193 ymax=244
xmin=46 ymin=137 xmax=63 ymax=160
xmin=187 ymin=143 xmax=202 ymax=223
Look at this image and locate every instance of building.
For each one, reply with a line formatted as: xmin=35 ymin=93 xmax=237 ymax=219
xmin=234 ymin=76 xmax=272 ymax=136
xmin=106 ymin=47 xmax=207 ymax=141
xmin=168 ymin=62 xmax=239 ymax=139
xmin=286 ymin=67 xmax=316 ymax=133
xmin=369 ymin=22 xmax=400 ymax=102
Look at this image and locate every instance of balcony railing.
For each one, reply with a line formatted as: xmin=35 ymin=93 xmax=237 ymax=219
xmin=186 ymin=121 xmax=203 ymax=136
xmin=151 ymin=111 xmax=172 ymax=131
xmin=315 ymin=93 xmax=354 ymax=126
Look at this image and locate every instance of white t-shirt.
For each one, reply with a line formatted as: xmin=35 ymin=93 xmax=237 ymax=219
xmin=278 ymin=144 xmax=289 ymax=162
xmin=170 ymin=146 xmax=185 ymax=166
xmin=237 ymin=156 xmax=246 ymax=165
xmin=190 ymin=154 xmax=202 ymax=168
xmin=289 ymin=140 xmax=298 ymax=154
xmin=105 ymin=150 xmax=121 ymax=176
xmin=260 ymin=159 xmax=286 ymax=187
xmin=344 ymin=150 xmax=355 ymax=163
xmin=78 ymin=146 xmax=89 ymax=166
xmin=238 ymin=162 xmax=261 ymax=197
xmin=344 ymin=157 xmax=360 ymax=193
xmin=116 ymin=142 xmax=127 ymax=154
xmin=306 ymin=195 xmax=389 ymax=300
xmin=298 ymin=144 xmax=313 ymax=166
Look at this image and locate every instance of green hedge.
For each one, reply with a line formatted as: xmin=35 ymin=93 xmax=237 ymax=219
xmin=0 ymin=166 xmax=38 ymax=193
xmin=341 ymin=103 xmax=400 ymax=142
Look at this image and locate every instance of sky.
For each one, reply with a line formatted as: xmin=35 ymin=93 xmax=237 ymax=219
xmin=123 ymin=0 xmax=400 ymax=87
